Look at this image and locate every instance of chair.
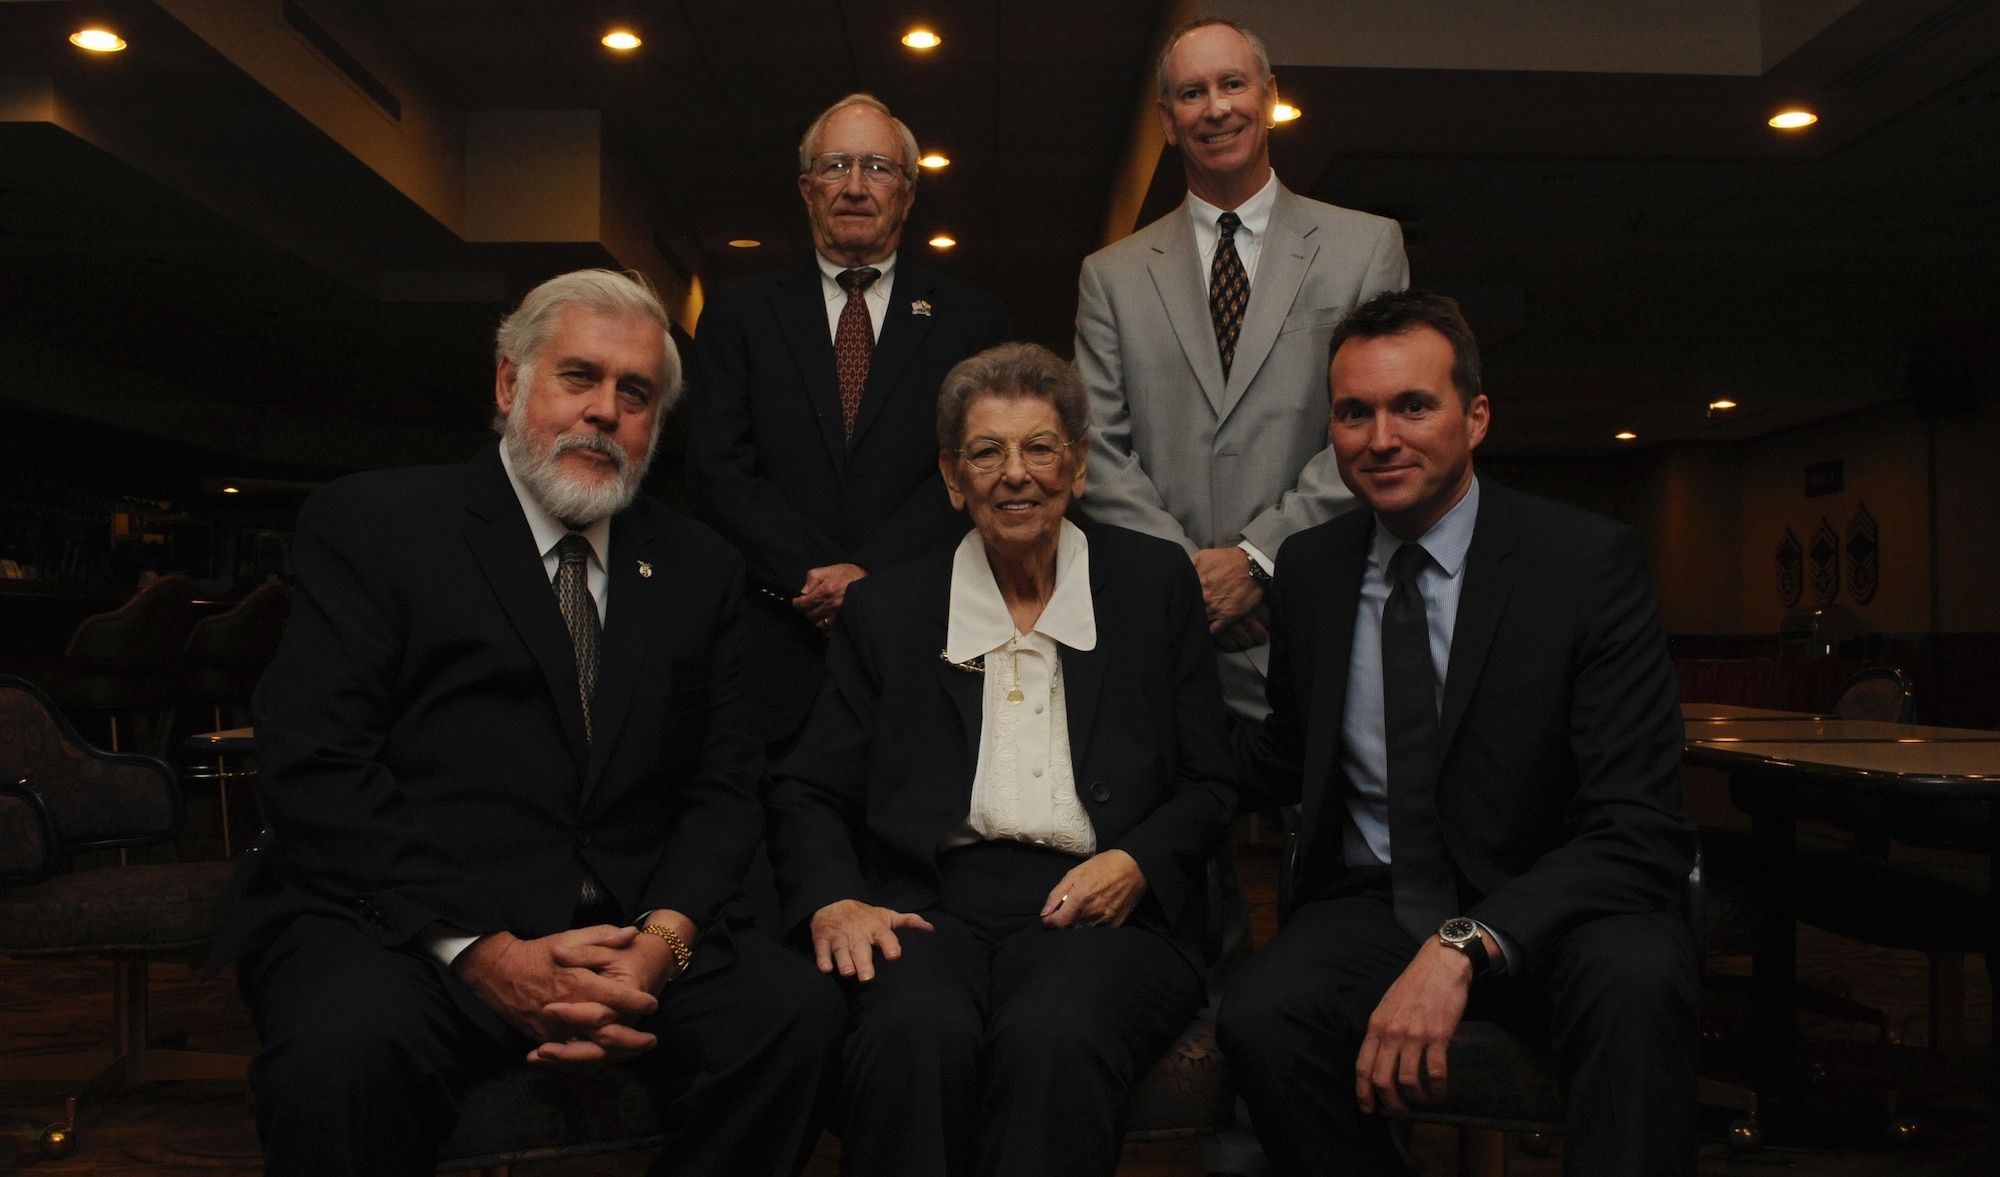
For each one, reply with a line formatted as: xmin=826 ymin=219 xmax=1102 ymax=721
xmin=0 ymin=675 xmax=246 ymax=1159
xmin=1827 ymin=665 xmax=1915 ymax=722
xmin=179 ymin=582 xmax=290 ymax=855
xmin=29 ymin=574 xmax=196 ymax=759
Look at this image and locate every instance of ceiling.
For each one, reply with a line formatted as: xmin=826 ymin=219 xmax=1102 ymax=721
xmin=0 ymin=0 xmax=1995 ymax=478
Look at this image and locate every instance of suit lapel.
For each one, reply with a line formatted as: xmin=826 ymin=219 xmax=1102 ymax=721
xmin=460 ymin=450 xmax=589 ymax=772
xmin=1298 ymin=518 xmax=1370 ymax=870
xmin=771 ymin=262 xmax=849 ymax=470
xmin=581 ymin=514 xmax=665 ymax=803
xmin=849 ymin=264 xmax=939 ymax=449
xmin=1440 ymin=483 xmax=1516 ymax=755
xmin=931 ymin=588 xmax=985 ymax=784
xmin=1144 ymin=215 xmax=1228 ymax=418
xmin=1058 ymin=551 xmax=1111 ymax=767
xmin=1220 ymin=188 xmax=1318 ymax=421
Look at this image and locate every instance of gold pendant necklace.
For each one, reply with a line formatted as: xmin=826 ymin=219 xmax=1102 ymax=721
xmin=1006 ymin=636 xmax=1025 ymax=705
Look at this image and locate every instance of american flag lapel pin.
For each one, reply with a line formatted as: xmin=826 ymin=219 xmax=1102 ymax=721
xmin=637 ymin=560 xmax=653 ymax=578
xmin=911 ymin=299 xmax=933 ymax=317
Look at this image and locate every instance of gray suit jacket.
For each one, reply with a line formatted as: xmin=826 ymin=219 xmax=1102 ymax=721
xmin=1074 ymin=180 xmax=1407 ymax=713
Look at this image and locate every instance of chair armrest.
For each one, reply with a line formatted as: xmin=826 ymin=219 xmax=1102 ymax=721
xmin=0 ymin=778 xmax=63 ymax=886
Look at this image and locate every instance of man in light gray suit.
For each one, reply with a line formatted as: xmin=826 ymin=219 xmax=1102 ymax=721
xmin=1076 ymin=16 xmax=1408 ymax=718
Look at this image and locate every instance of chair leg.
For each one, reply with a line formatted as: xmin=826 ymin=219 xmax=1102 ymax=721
xmin=1928 ymin=952 xmax=1965 ymax=1056
xmin=1457 ymin=1126 xmax=1507 ymax=1177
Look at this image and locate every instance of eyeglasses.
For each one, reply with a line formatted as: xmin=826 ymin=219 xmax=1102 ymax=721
xmin=807 ymin=152 xmax=909 ymax=186
xmin=952 ymin=434 xmax=1080 ymax=473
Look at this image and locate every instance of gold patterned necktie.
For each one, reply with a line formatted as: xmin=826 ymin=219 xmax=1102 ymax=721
xmin=834 ymin=267 xmax=881 ymax=442
xmin=553 ymin=533 xmax=600 ymax=744
xmin=1209 ymin=211 xmax=1249 ymax=378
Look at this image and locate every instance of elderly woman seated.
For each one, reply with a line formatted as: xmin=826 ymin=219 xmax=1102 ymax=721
xmin=767 ymin=341 xmax=1237 ymax=1177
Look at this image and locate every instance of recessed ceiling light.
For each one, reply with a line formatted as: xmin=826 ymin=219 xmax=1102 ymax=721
xmin=221 ymin=486 xmax=241 ymax=494
xmin=727 ymin=239 xmax=761 ymax=248
xmin=918 ymin=153 xmax=950 ymax=169
xmin=1708 ymin=398 xmax=1738 ymax=411
xmin=929 ymin=235 xmax=956 ymax=249
xmin=69 ymin=29 xmax=126 ymax=52
xmin=902 ymin=29 xmax=941 ymax=49
xmin=1614 ymin=431 xmax=1638 ymax=441
xmin=1272 ymin=103 xmax=1301 ymax=123
xmin=601 ymin=31 xmax=641 ymax=50
xmin=1768 ymin=109 xmax=1817 ymax=129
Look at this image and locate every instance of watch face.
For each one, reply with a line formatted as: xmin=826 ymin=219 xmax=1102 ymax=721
xmin=1440 ymin=917 xmax=1478 ymax=945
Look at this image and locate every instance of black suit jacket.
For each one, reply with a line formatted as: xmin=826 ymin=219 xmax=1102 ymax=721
xmin=765 ymin=522 xmax=1237 ymax=966
xmin=689 ymin=259 xmax=1010 ymax=734
xmin=213 ymin=444 xmax=761 ymax=966
xmin=1243 ymin=478 xmax=1696 ymax=972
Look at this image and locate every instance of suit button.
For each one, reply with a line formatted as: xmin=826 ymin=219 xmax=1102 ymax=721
xmin=1089 ymin=782 xmax=1111 ymax=803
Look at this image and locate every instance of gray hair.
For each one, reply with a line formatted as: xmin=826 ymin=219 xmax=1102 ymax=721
xmin=797 ymin=93 xmax=920 ymax=181
xmin=936 ymin=343 xmax=1091 ymax=450
xmin=1156 ymin=16 xmax=1274 ymax=99
xmin=493 ymin=268 xmax=683 ymax=415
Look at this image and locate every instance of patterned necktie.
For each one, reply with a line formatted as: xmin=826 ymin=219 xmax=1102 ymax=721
xmin=834 ymin=267 xmax=881 ymax=442
xmin=1208 ymin=211 xmax=1249 ymax=379
xmin=553 ymin=533 xmax=601 ymax=744
xmin=1383 ymin=542 xmax=1454 ymax=938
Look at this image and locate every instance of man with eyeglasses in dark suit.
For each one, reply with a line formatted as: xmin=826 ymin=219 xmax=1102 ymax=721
xmin=689 ymin=93 xmax=1010 ymax=758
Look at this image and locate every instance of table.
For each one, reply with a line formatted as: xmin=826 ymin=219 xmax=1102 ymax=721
xmin=1681 ymin=702 xmax=1828 ymax=721
xmin=1682 ymin=711 xmax=2000 ymax=1141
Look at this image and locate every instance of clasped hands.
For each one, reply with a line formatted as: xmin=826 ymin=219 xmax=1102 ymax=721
xmin=793 ymin=562 xmax=868 ymax=632
xmin=1191 ymin=547 xmax=1267 ymax=652
xmin=809 ymin=849 xmax=1148 ymax=983
xmin=453 ymin=912 xmax=694 ymax=1066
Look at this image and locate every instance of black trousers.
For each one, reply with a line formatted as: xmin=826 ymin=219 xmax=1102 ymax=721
xmin=1217 ymin=872 xmax=1698 ymax=1177
xmin=241 ymin=913 xmax=845 ymax=1177
xmin=838 ymin=841 xmax=1204 ymax=1177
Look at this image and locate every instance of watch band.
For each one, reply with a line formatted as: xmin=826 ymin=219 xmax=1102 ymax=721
xmin=1243 ymin=548 xmax=1273 ymax=590
xmin=1439 ymin=917 xmax=1490 ymax=975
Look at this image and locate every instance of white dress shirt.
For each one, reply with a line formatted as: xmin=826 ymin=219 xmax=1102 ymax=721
xmin=942 ymin=520 xmax=1099 ymax=855
xmin=1337 ymin=476 xmax=1513 ymax=967
xmin=816 ymin=250 xmax=898 ymax=342
xmin=421 ymin=447 xmax=615 ymax=967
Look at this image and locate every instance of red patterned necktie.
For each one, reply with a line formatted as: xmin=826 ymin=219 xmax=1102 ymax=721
xmin=1209 ymin=211 xmax=1249 ymax=378
xmin=835 ymin=267 xmax=881 ymax=442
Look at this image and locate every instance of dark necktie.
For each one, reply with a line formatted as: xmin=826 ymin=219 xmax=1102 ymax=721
xmin=1384 ymin=542 xmax=1454 ymax=938
xmin=553 ymin=533 xmax=601 ymax=745
xmin=834 ymin=267 xmax=881 ymax=442
xmin=1208 ymin=211 xmax=1249 ymax=379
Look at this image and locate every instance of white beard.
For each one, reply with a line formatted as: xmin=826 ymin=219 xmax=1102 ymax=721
xmin=502 ymin=393 xmax=652 ymax=527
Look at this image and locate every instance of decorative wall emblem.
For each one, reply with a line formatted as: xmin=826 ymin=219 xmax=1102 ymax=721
xmin=1808 ymin=518 xmax=1840 ymax=607
xmin=1845 ymin=502 xmax=1879 ymax=605
xmin=1775 ymin=528 xmax=1803 ymax=608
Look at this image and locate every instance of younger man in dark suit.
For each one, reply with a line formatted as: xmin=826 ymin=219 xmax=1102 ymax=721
xmin=214 ymin=269 xmax=842 ymax=1176
xmin=690 ymin=93 xmax=1009 ymax=749
xmin=1218 ymin=291 xmax=1699 ymax=1176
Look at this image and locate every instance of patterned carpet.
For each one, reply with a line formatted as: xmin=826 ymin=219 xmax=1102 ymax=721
xmin=0 ymin=834 xmax=1990 ymax=1175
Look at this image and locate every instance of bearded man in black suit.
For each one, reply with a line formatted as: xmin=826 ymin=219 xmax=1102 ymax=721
xmin=689 ymin=92 xmax=1010 ymax=751
xmin=213 ymin=269 xmax=843 ymax=1177
xmin=1218 ymin=291 xmax=1699 ymax=1176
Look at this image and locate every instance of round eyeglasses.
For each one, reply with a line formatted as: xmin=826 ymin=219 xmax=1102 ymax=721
xmin=952 ymin=434 xmax=1080 ymax=473
xmin=808 ymin=152 xmax=910 ymax=186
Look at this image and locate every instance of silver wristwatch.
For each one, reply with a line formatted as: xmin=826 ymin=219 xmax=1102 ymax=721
xmin=1438 ymin=916 xmax=1491 ymax=974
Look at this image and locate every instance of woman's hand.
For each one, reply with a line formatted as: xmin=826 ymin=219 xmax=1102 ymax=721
xmin=810 ymin=899 xmax=934 ymax=982
xmin=1041 ymin=849 xmax=1148 ymax=929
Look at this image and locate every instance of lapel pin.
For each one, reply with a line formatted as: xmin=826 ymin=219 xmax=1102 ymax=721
xmin=911 ymin=299 xmax=933 ymax=317
xmin=637 ymin=560 xmax=653 ymax=579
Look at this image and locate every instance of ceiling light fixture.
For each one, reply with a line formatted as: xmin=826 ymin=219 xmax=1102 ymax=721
xmin=918 ymin=153 xmax=950 ymax=169
xmin=1272 ymin=103 xmax=1301 ymax=123
xmin=70 ymin=28 xmax=126 ymax=52
xmin=221 ymin=486 xmax=241 ymax=495
xmin=1708 ymin=398 xmax=1738 ymax=412
xmin=1768 ymin=109 xmax=1817 ymax=129
xmin=727 ymin=239 xmax=762 ymax=248
xmin=929 ymin=235 xmax=956 ymax=249
xmin=601 ymin=31 xmax=641 ymax=50
xmin=1614 ymin=431 xmax=1638 ymax=441
xmin=902 ymin=29 xmax=941 ymax=49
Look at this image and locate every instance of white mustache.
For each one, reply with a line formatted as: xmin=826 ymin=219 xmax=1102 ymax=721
xmin=551 ymin=431 xmax=628 ymax=472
